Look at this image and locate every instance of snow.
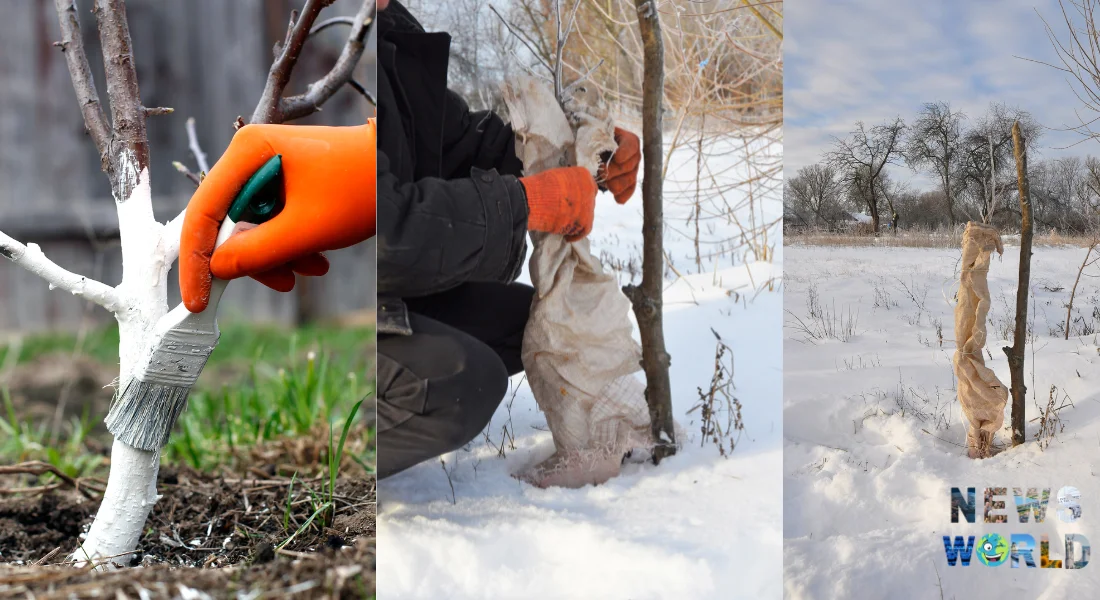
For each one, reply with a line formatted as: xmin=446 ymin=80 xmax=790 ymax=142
xmin=378 ymin=136 xmax=783 ymax=599
xmin=784 ymin=243 xmax=1100 ymax=598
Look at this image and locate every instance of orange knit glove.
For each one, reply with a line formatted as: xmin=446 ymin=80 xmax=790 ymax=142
xmin=597 ymin=127 xmax=641 ymax=204
xmin=520 ymin=166 xmax=598 ymax=242
xmin=180 ymin=121 xmax=377 ymax=312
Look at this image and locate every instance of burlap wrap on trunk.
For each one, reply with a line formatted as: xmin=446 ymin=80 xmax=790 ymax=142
xmin=953 ymin=221 xmax=1008 ymax=458
xmin=501 ymin=76 xmax=659 ymax=488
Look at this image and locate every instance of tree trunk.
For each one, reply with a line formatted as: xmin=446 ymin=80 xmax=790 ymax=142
xmin=945 ymin=172 xmax=956 ymax=227
xmin=869 ymin=190 xmax=880 ymax=233
xmin=624 ymin=0 xmax=676 ymax=463
xmin=1004 ymin=121 xmax=1032 ymax=447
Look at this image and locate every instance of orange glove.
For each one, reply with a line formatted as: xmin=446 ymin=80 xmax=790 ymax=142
xmin=520 ymin=166 xmax=598 ymax=242
xmin=597 ymin=127 xmax=641 ymax=204
xmin=180 ymin=121 xmax=377 ymax=312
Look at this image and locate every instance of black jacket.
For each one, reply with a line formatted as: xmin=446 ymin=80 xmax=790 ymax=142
xmin=377 ymin=2 xmax=528 ymax=335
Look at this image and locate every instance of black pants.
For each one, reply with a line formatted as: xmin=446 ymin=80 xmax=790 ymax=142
xmin=377 ymin=282 xmax=533 ymax=479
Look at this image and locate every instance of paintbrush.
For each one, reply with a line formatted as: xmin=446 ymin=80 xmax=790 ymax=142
xmin=105 ymin=156 xmax=285 ymax=451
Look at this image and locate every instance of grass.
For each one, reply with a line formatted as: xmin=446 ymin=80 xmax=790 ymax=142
xmin=785 ymin=228 xmax=1099 ymax=249
xmin=0 ymin=322 xmax=376 ymax=480
xmin=0 ymin=387 xmax=104 ymax=478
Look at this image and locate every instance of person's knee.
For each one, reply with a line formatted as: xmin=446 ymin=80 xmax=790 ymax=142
xmin=433 ymin=351 xmax=509 ymax=450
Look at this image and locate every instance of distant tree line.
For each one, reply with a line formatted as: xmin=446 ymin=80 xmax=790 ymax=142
xmin=785 ymin=101 xmax=1100 ymax=234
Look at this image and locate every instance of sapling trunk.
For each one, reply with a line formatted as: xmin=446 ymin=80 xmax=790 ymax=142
xmin=0 ymin=0 xmax=372 ymax=568
xmin=77 ymin=159 xmax=179 ymax=565
xmin=1004 ymin=121 xmax=1033 ymax=447
xmin=1065 ymin=241 xmax=1098 ymax=341
xmin=624 ymin=0 xmax=676 ymax=462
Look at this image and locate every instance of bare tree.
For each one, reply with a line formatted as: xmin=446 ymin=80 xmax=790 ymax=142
xmin=906 ymin=101 xmax=966 ymax=227
xmin=958 ymin=103 xmax=1041 ymax=225
xmin=784 ymin=163 xmax=845 ymax=228
xmin=827 ymin=117 xmax=906 ymax=233
xmin=876 ymin=171 xmax=908 ymax=232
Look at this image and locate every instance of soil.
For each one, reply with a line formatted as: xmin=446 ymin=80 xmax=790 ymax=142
xmin=0 ymin=468 xmax=376 ymax=599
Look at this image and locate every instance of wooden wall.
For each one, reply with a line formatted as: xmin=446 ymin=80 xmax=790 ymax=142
xmin=0 ymin=0 xmax=376 ymax=332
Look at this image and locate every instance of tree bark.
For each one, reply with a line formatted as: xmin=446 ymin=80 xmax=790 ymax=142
xmin=93 ymin=0 xmax=151 ymax=199
xmin=1004 ymin=121 xmax=1032 ymax=447
xmin=869 ymin=190 xmax=880 ymax=233
xmin=945 ymin=171 xmax=956 ymax=227
xmin=624 ymin=0 xmax=676 ymax=463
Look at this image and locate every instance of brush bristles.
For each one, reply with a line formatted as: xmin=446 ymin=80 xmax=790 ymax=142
xmin=105 ymin=378 xmax=191 ymax=451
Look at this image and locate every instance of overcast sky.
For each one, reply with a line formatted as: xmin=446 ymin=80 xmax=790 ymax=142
xmin=786 ymin=0 xmax=1094 ymax=187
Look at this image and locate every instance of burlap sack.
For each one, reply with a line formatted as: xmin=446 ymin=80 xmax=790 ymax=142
xmin=953 ymin=221 xmax=1008 ymax=458
xmin=501 ymin=76 xmax=657 ymax=487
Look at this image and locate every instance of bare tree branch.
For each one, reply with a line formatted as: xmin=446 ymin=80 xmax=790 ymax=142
xmin=93 ymin=0 xmax=151 ymax=195
xmin=142 ymin=106 xmax=173 ymax=117
xmin=185 ymin=117 xmax=210 ymax=173
xmin=252 ymin=0 xmax=331 ymax=123
xmin=279 ymin=0 xmax=375 ymax=122
xmin=172 ymin=161 xmax=201 ymax=186
xmin=310 ymin=15 xmax=356 ymax=35
xmin=53 ymin=0 xmax=111 ymax=172
xmin=489 ymin=4 xmax=555 ymax=77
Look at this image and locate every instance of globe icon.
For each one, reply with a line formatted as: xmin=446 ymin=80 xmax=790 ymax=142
xmin=977 ymin=533 xmax=1009 ymax=567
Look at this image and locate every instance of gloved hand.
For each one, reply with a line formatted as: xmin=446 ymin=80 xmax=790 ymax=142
xmin=180 ymin=121 xmax=377 ymax=312
xmin=597 ymin=127 xmax=641 ymax=204
xmin=520 ymin=166 xmax=598 ymax=242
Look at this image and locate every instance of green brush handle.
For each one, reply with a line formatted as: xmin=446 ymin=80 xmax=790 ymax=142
xmin=227 ymin=155 xmax=284 ymax=224
xmin=203 ymin=155 xmax=286 ymax=316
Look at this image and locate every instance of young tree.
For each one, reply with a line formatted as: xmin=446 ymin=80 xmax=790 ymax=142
xmin=827 ymin=117 xmax=906 ymax=233
xmin=905 ymin=101 xmax=966 ymax=227
xmin=0 ymin=0 xmax=372 ymax=567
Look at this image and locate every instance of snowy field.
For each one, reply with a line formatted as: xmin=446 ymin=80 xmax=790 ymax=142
xmin=378 ymin=137 xmax=783 ymax=599
xmin=785 ymin=243 xmax=1100 ymax=598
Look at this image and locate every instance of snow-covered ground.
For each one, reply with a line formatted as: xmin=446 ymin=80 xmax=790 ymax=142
xmin=785 ymin=243 xmax=1100 ymax=598
xmin=378 ymin=137 xmax=783 ymax=599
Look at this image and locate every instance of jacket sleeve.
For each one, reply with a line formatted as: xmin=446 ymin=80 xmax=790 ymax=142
xmin=377 ymin=150 xmax=529 ymax=298
xmin=440 ymin=89 xmax=525 ymax=179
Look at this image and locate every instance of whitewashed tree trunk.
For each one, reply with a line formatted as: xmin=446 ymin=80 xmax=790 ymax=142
xmin=0 ymin=0 xmax=373 ymax=569
xmin=76 ymin=155 xmax=181 ymax=566
xmin=0 ymin=155 xmax=183 ymax=567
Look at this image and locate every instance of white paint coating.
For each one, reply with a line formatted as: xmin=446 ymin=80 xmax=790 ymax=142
xmin=0 ymin=146 xmax=220 ymax=566
xmin=134 ymin=216 xmax=236 ymax=386
xmin=0 ymin=231 xmax=120 ymax=311
xmin=73 ymin=440 xmax=161 ymax=568
xmin=70 ymin=155 xmax=185 ymax=566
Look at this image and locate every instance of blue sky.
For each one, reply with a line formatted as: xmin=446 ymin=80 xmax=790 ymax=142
xmin=786 ymin=0 xmax=1092 ymax=186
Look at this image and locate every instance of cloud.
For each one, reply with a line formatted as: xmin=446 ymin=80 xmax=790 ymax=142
xmin=786 ymin=0 xmax=1089 ymax=187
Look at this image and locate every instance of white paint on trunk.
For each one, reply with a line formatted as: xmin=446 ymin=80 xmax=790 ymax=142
xmin=114 ymin=160 xmax=170 ymax=381
xmin=72 ymin=153 xmax=180 ymax=566
xmin=73 ymin=440 xmax=161 ymax=568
